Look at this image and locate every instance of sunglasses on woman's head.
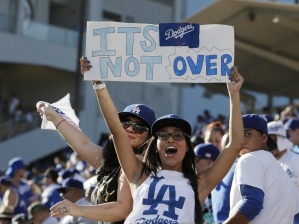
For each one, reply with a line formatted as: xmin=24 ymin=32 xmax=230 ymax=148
xmin=121 ymin=120 xmax=149 ymax=134
xmin=156 ymin=131 xmax=189 ymax=140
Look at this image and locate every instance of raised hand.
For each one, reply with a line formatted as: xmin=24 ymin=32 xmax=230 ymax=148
xmin=79 ymin=56 xmax=92 ymax=75
xmin=36 ymin=103 xmax=57 ymax=122
xmin=227 ymin=66 xmax=244 ymax=93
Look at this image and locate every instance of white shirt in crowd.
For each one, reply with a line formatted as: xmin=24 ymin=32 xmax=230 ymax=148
xmin=59 ymin=197 xmax=97 ymax=224
xmin=42 ymin=216 xmax=59 ymax=224
xmin=279 ymin=150 xmax=299 ymax=190
xmin=229 ymin=150 xmax=297 ymax=223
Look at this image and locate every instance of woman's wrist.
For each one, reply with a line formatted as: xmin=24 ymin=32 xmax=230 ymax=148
xmin=91 ymin=80 xmax=103 ymax=85
xmin=92 ymin=81 xmax=106 ymax=90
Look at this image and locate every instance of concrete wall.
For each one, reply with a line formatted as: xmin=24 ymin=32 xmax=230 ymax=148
xmin=0 ymin=0 xmax=184 ymax=170
xmin=0 ymin=32 xmax=77 ymax=72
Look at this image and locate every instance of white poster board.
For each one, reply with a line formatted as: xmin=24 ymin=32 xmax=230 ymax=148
xmin=84 ymin=22 xmax=234 ymax=83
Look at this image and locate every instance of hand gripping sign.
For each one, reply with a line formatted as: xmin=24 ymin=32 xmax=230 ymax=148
xmin=84 ymin=22 xmax=234 ymax=83
xmin=36 ymin=93 xmax=81 ymax=131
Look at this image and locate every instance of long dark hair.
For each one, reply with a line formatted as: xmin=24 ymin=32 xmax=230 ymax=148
xmin=141 ymin=136 xmax=203 ymax=224
xmin=96 ymin=134 xmax=151 ymax=181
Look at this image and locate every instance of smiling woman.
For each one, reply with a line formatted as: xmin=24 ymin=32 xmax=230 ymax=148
xmin=96 ymin=66 xmax=244 ymax=224
xmin=37 ymin=57 xmax=157 ymax=224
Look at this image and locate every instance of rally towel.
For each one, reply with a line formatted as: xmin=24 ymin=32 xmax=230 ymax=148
xmin=36 ymin=93 xmax=80 ymax=130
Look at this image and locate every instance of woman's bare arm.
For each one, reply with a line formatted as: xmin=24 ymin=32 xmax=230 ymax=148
xmin=198 ymin=66 xmax=244 ymax=202
xmin=94 ymin=86 xmax=144 ymax=183
xmin=37 ymin=104 xmax=103 ymax=169
xmin=50 ymin=171 xmax=132 ymax=221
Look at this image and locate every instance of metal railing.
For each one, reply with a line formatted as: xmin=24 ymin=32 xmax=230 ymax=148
xmin=21 ymin=20 xmax=79 ymax=47
xmin=0 ymin=13 xmax=79 ymax=48
xmin=0 ymin=114 xmax=40 ymax=142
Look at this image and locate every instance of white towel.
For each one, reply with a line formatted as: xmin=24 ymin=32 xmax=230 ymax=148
xmin=36 ymin=93 xmax=80 ymax=130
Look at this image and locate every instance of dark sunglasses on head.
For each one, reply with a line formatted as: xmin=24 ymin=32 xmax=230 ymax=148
xmin=121 ymin=120 xmax=149 ymax=134
xmin=156 ymin=131 xmax=190 ymax=140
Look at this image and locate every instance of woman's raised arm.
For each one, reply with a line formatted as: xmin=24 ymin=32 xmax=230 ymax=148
xmin=93 ymin=84 xmax=144 ymax=183
xmin=37 ymin=103 xmax=103 ymax=169
xmin=198 ymin=66 xmax=244 ymax=202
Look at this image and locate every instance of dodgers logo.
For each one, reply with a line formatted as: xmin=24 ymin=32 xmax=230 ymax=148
xmin=268 ymin=125 xmax=283 ymax=133
xmin=165 ymin=24 xmax=194 ymax=40
xmin=159 ymin=23 xmax=199 ymax=48
xmin=131 ymin=106 xmax=140 ymax=114
xmin=141 ymin=176 xmax=185 ymax=221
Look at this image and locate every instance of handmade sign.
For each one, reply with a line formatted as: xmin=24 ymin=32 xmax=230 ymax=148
xmin=84 ymin=22 xmax=234 ymax=83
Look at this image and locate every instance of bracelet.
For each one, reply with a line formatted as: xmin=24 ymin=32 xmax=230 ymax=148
xmin=56 ymin=119 xmax=66 ymax=129
xmin=92 ymin=81 xmax=106 ymax=90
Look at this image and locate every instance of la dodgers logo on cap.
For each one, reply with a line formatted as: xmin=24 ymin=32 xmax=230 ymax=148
xmin=131 ymin=106 xmax=140 ymax=114
xmin=205 ymin=153 xmax=211 ymax=158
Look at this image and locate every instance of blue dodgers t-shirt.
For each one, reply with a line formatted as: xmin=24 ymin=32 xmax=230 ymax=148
xmin=211 ymin=159 xmax=238 ymax=224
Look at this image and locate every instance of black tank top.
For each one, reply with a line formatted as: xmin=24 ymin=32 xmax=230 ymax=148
xmin=91 ymin=166 xmax=124 ymax=224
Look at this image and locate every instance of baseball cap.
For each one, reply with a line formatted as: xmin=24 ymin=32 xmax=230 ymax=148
xmin=242 ymin=114 xmax=277 ymax=151
xmin=55 ymin=164 xmax=63 ymax=172
xmin=43 ymin=168 xmax=59 ymax=181
xmin=56 ymin=178 xmax=83 ymax=193
xmin=268 ymin=121 xmax=293 ymax=152
xmin=0 ymin=205 xmax=14 ymax=219
xmin=59 ymin=169 xmax=74 ymax=180
xmin=5 ymin=157 xmax=26 ymax=177
xmin=0 ymin=176 xmax=11 ymax=185
xmin=27 ymin=202 xmax=47 ymax=219
xmin=118 ymin=104 xmax=156 ymax=131
xmin=152 ymin=114 xmax=191 ymax=136
xmin=194 ymin=143 xmax=220 ymax=161
xmin=259 ymin=114 xmax=274 ymax=123
xmin=284 ymin=118 xmax=299 ymax=131
xmin=11 ymin=213 xmax=29 ymax=224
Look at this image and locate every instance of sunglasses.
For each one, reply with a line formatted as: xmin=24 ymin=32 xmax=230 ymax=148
xmin=121 ymin=120 xmax=149 ymax=134
xmin=156 ymin=131 xmax=189 ymax=140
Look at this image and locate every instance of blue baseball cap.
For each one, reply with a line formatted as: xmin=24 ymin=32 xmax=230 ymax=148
xmin=242 ymin=114 xmax=277 ymax=151
xmin=152 ymin=114 xmax=192 ymax=137
xmin=259 ymin=114 xmax=274 ymax=123
xmin=56 ymin=178 xmax=84 ymax=193
xmin=5 ymin=157 xmax=26 ymax=177
xmin=118 ymin=104 xmax=156 ymax=131
xmin=284 ymin=118 xmax=299 ymax=131
xmin=0 ymin=176 xmax=11 ymax=185
xmin=60 ymin=169 xmax=75 ymax=180
xmin=194 ymin=143 xmax=220 ymax=161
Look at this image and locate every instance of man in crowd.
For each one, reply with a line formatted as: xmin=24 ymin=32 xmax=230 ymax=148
xmin=0 ymin=205 xmax=14 ymax=224
xmin=268 ymin=120 xmax=299 ymax=223
xmin=285 ymin=118 xmax=299 ymax=154
xmin=0 ymin=176 xmax=27 ymax=216
xmin=5 ymin=157 xmax=35 ymax=214
xmin=226 ymin=114 xmax=297 ymax=223
xmin=28 ymin=202 xmax=58 ymax=224
xmin=41 ymin=168 xmax=62 ymax=210
xmin=212 ymin=133 xmax=238 ymax=224
xmin=194 ymin=143 xmax=220 ymax=224
xmin=56 ymin=178 xmax=96 ymax=224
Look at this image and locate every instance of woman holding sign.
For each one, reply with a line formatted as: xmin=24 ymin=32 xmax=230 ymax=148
xmin=37 ymin=58 xmax=156 ymax=224
xmin=52 ymin=64 xmax=243 ymax=223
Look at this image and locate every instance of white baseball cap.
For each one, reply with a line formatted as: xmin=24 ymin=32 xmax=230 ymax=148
xmin=268 ymin=121 xmax=293 ymax=151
